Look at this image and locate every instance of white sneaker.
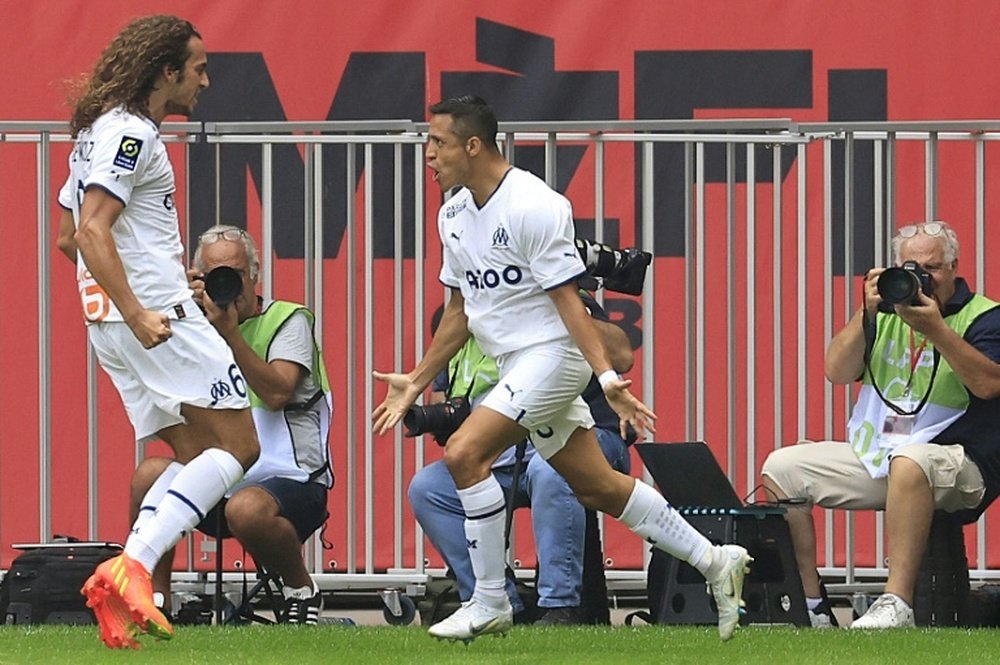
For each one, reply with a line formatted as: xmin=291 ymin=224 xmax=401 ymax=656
xmin=849 ymin=593 xmax=915 ymax=629
xmin=706 ymin=544 xmax=753 ymax=641
xmin=427 ymin=598 xmax=513 ymax=642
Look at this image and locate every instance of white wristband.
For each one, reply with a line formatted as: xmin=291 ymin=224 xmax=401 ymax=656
xmin=597 ymin=370 xmax=620 ymax=391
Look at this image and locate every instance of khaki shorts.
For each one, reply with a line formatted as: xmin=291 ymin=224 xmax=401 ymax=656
xmin=480 ymin=342 xmax=595 ymax=460
xmin=88 ymin=303 xmax=251 ymax=444
xmin=761 ymin=440 xmax=985 ymax=512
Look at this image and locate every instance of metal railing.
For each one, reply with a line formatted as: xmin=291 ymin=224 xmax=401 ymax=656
xmin=4 ymin=118 xmax=1000 ymax=597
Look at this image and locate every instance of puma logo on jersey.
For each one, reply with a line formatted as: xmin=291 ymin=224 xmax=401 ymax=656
xmin=503 ymin=383 xmax=523 ymax=401
xmin=450 ymin=230 xmax=463 ymax=242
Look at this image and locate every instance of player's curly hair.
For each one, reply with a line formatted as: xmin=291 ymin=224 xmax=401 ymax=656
xmin=69 ymin=15 xmax=200 ymax=137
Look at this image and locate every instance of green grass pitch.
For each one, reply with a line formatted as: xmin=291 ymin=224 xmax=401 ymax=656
xmin=1 ymin=624 xmax=999 ymax=664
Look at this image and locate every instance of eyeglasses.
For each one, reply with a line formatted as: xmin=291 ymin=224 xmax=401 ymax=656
xmin=199 ymin=228 xmax=248 ymax=244
xmin=897 ymin=221 xmax=945 ymax=238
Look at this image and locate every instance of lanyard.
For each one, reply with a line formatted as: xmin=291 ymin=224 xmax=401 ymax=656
xmin=905 ymin=328 xmax=929 ymax=394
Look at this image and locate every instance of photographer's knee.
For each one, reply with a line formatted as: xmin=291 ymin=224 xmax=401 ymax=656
xmin=224 ymin=488 xmax=275 ymax=538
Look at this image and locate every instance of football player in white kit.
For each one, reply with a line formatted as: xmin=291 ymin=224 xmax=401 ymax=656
xmin=55 ymin=16 xmax=259 ymax=649
xmin=373 ymin=96 xmax=752 ymax=642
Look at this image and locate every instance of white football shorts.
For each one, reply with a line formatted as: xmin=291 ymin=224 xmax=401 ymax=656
xmin=480 ymin=340 xmax=595 ymax=460
xmin=87 ymin=301 xmax=251 ymax=443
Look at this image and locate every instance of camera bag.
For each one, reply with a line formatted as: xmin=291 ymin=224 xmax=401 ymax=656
xmin=0 ymin=538 xmax=121 ymax=625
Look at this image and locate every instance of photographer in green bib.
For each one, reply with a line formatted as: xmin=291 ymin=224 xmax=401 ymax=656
xmin=129 ymin=225 xmax=333 ymax=626
xmin=762 ymin=220 xmax=1000 ymax=629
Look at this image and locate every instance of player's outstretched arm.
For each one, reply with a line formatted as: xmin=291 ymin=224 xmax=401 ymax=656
xmin=372 ymin=289 xmax=472 ymax=435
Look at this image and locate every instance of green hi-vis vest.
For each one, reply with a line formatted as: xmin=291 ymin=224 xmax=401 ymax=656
xmin=234 ymin=300 xmax=333 ymax=488
xmin=848 ymin=294 xmax=999 ymax=478
xmin=239 ymin=301 xmax=331 ymax=409
xmin=447 ymin=337 xmax=499 ymax=400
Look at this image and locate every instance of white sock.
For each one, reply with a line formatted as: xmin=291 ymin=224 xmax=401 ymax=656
xmin=125 ymin=448 xmax=244 ymax=574
xmin=283 ymin=580 xmax=319 ymax=600
xmin=806 ymin=597 xmax=822 ymax=611
xmin=456 ymin=476 xmax=508 ymax=608
xmin=131 ymin=461 xmax=184 ymax=536
xmin=617 ymin=478 xmax=711 ymax=570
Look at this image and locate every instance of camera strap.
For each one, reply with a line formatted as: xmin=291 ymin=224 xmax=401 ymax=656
xmin=861 ymin=307 xmax=941 ymax=417
xmin=504 ymin=440 xmax=529 ymax=551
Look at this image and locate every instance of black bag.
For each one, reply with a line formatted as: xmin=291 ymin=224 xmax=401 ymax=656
xmin=0 ymin=538 xmax=121 ymax=625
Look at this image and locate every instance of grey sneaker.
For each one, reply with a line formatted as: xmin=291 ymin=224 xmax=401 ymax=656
xmin=809 ymin=607 xmax=835 ymax=628
xmin=706 ymin=544 xmax=753 ymax=641
xmin=850 ymin=593 xmax=914 ymax=629
xmin=428 ymin=598 xmax=513 ymax=642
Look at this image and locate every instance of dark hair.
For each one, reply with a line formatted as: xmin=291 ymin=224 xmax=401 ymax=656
xmin=428 ymin=95 xmax=499 ymax=151
xmin=69 ymin=15 xmax=200 ymax=136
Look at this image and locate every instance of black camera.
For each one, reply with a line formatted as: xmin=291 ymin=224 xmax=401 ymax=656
xmin=203 ymin=266 xmax=243 ymax=308
xmin=574 ymin=238 xmax=652 ymax=296
xmin=877 ymin=260 xmax=933 ymax=306
xmin=403 ymin=396 xmax=471 ymax=445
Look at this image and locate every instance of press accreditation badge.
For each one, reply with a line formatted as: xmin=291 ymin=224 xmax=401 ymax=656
xmin=881 ymin=398 xmax=918 ymax=444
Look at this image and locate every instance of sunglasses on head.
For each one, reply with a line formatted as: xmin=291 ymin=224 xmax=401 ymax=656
xmin=897 ymin=221 xmax=945 ymax=239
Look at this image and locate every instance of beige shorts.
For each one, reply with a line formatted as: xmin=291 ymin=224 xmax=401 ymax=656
xmin=761 ymin=439 xmax=985 ymax=512
xmin=88 ymin=303 xmax=250 ymax=444
xmin=480 ymin=342 xmax=595 ymax=460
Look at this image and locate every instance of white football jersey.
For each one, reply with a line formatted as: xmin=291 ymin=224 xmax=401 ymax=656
xmin=58 ymin=107 xmax=191 ymax=323
xmin=438 ymin=167 xmax=587 ymax=357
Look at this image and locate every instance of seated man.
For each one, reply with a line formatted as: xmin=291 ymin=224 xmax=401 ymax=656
xmin=761 ymin=221 xmax=1000 ymax=628
xmin=408 ymin=294 xmax=633 ymax=624
xmin=129 ymin=225 xmax=333 ymax=625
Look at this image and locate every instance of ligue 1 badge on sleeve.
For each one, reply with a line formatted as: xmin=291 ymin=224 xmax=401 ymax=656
xmin=113 ymin=136 xmax=144 ymax=170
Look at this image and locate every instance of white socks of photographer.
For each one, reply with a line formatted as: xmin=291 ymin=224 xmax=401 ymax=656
xmin=125 ymin=448 xmax=244 ymax=574
xmin=617 ymin=477 xmax=713 ymax=572
xmin=457 ymin=476 xmax=508 ymax=609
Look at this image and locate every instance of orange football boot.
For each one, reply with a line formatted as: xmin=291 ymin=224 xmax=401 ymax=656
xmin=82 ymin=560 xmax=141 ymax=649
xmin=108 ymin=554 xmax=174 ymax=640
xmin=84 ymin=553 xmax=174 ymax=646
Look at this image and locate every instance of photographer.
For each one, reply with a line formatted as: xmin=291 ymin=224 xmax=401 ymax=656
xmin=761 ymin=220 xmax=1000 ymax=629
xmin=407 ymin=292 xmax=633 ymax=625
xmin=129 ymin=225 xmax=333 ymax=625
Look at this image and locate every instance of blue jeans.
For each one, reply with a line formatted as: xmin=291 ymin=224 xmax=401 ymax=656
xmin=407 ymin=428 xmax=630 ymax=611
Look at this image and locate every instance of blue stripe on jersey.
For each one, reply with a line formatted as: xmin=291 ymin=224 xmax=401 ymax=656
xmin=543 ymin=270 xmax=588 ymax=292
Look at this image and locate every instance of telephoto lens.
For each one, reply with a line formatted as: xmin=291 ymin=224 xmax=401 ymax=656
xmin=203 ymin=266 xmax=243 ymax=307
xmin=877 ymin=261 xmax=932 ymax=306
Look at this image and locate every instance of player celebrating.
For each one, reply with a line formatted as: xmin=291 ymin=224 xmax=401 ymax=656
xmin=57 ymin=16 xmax=260 ymax=649
xmin=373 ymin=95 xmax=752 ymax=642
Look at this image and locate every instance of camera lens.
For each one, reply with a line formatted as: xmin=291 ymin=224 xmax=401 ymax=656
xmin=402 ymin=406 xmax=427 ymax=437
xmin=204 ymin=266 xmax=243 ymax=307
xmin=877 ymin=267 xmax=921 ymax=305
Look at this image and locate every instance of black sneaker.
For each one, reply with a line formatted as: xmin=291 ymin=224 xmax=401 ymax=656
xmin=284 ymin=592 xmax=322 ymax=626
xmin=534 ymin=606 xmax=588 ymax=626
